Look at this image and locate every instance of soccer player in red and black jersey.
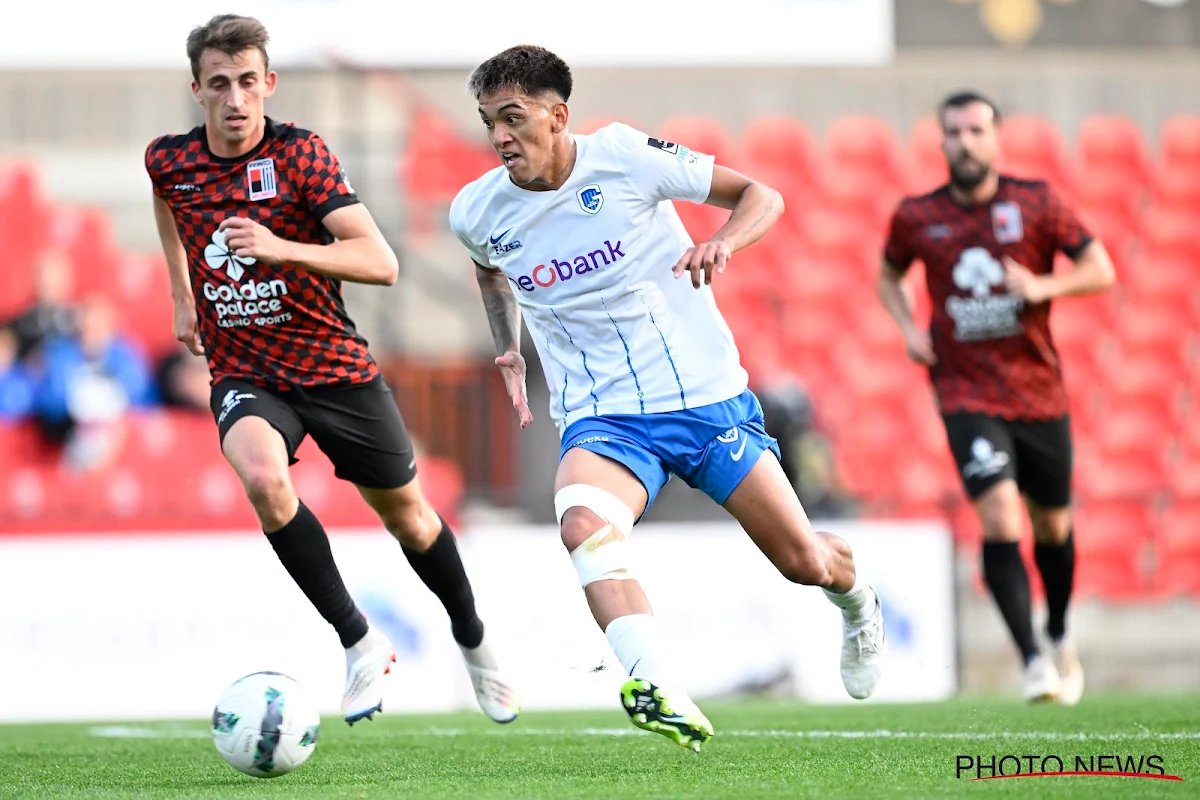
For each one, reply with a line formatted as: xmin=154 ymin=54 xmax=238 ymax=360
xmin=146 ymin=15 xmax=519 ymax=725
xmin=879 ymin=92 xmax=1115 ymax=705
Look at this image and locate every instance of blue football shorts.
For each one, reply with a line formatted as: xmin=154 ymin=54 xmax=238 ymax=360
xmin=558 ymin=388 xmax=781 ymax=518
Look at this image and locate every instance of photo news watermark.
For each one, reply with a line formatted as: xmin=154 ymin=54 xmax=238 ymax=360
xmin=956 ymin=754 xmax=1183 ymax=782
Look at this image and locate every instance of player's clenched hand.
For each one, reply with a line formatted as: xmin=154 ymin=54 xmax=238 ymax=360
xmin=218 ymin=216 xmax=291 ymax=265
xmin=904 ymin=329 xmax=937 ymax=367
xmin=173 ymin=298 xmax=204 ymax=356
xmin=495 ymin=350 xmax=534 ymax=429
xmin=1003 ymin=256 xmax=1048 ymax=304
xmin=672 ymin=240 xmax=732 ymax=289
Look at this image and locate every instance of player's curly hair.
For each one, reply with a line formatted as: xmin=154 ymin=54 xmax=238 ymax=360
xmin=187 ymin=14 xmax=271 ymax=81
xmin=467 ymin=45 xmax=572 ymax=102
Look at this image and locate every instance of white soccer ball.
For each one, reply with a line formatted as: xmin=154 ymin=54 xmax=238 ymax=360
xmin=211 ymin=671 xmax=320 ymax=779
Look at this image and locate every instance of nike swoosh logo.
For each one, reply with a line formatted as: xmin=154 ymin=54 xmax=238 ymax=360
xmin=489 ymin=228 xmax=512 ymax=245
xmin=629 ymin=659 xmax=641 ymax=676
xmin=730 ymin=433 xmax=749 ymax=462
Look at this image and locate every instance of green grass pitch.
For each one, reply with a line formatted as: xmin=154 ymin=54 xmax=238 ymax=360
xmin=1 ymin=694 xmax=1197 ymax=799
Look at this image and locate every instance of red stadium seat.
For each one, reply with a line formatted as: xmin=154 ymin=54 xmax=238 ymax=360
xmin=791 ymin=209 xmax=881 ymax=281
xmin=892 ymin=450 xmax=962 ymax=515
xmin=656 ymin=115 xmax=742 ymax=170
xmin=1147 ymin=165 xmax=1200 ymax=216
xmin=1156 ymin=501 xmax=1200 ymax=597
xmin=1075 ymin=446 xmax=1169 ymax=504
xmin=741 ymin=115 xmax=822 ymax=191
xmin=0 ymin=160 xmax=52 ymax=279
xmin=997 ymin=115 xmax=1074 ymax=190
xmin=1137 ymin=205 xmax=1200 ymax=264
xmin=1076 ymin=207 xmax=1137 ymax=272
xmin=1099 ymin=346 xmax=1189 ymax=420
xmin=805 ymin=170 xmax=896 ymax=244
xmin=907 ymin=116 xmax=946 ymax=187
xmin=1071 ymin=168 xmax=1145 ymax=231
xmin=1130 ymin=256 xmax=1200 ymax=320
xmin=824 ymin=115 xmax=909 ymax=190
xmin=1114 ymin=299 xmax=1196 ymax=353
xmin=112 ymin=253 xmax=177 ymax=357
xmin=1170 ymin=448 xmax=1200 ymax=500
xmin=1071 ymin=503 xmax=1155 ymax=599
xmin=399 ymin=107 xmax=495 ymax=208
xmin=1075 ymin=115 xmax=1151 ymax=184
xmin=1158 ymin=115 xmax=1200 ymax=172
xmin=671 ymin=200 xmax=728 ymax=244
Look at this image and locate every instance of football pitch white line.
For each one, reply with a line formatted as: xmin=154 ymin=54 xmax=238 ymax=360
xmin=422 ymin=727 xmax=1200 ymax=742
xmin=87 ymin=725 xmax=1200 ymax=741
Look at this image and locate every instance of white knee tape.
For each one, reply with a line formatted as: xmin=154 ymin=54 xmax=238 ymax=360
xmin=569 ymin=525 xmax=633 ymax=586
xmin=555 ymin=484 xmax=637 ymax=587
xmin=554 ymin=484 xmax=635 ymax=535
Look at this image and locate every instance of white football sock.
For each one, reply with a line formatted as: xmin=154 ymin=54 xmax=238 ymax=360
xmin=460 ymin=632 xmax=499 ymax=669
xmin=346 ymin=626 xmax=386 ymax=660
xmin=605 ymin=614 xmax=674 ymax=686
xmin=823 ymin=572 xmax=877 ymax=623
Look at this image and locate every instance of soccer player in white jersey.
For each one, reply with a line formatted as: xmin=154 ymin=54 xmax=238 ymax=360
xmin=450 ymin=46 xmax=886 ymax=752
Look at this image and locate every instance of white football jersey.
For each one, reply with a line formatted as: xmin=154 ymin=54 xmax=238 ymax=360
xmin=449 ymin=123 xmax=748 ymax=434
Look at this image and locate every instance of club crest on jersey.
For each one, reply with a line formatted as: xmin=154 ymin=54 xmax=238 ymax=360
xmin=991 ymin=201 xmax=1023 ymax=244
xmin=247 ymin=158 xmax=278 ymax=201
xmin=577 ymin=184 xmax=604 ymax=215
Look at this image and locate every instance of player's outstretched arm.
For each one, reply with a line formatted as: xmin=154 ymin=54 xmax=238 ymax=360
xmin=672 ymin=166 xmax=784 ymax=288
xmin=475 ymin=261 xmax=533 ymax=428
xmin=218 ymin=204 xmax=399 ymax=286
xmin=152 ymin=194 xmax=204 ymax=356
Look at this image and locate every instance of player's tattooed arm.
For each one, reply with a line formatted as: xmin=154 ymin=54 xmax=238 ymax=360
xmin=476 ymin=261 xmax=522 ymax=355
xmin=475 ymin=261 xmax=533 ymax=428
xmin=704 ymin=166 xmax=784 ymax=251
xmin=672 ymin=166 xmax=784 ymax=288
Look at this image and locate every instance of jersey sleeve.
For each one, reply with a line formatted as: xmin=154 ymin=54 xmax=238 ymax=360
xmin=883 ymin=201 xmax=917 ymax=273
xmin=448 ymin=190 xmax=492 ymax=268
xmin=1043 ymin=183 xmax=1093 ymax=258
xmin=144 ymin=137 xmax=167 ymax=197
xmin=608 ymin=123 xmax=715 ymax=205
xmin=294 ymin=133 xmax=360 ymax=221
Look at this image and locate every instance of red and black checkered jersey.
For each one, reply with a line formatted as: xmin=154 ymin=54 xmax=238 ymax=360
xmin=145 ymin=117 xmax=379 ymax=390
xmin=884 ymin=176 xmax=1093 ymax=420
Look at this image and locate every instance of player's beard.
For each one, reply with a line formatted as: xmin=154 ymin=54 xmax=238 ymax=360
xmin=948 ymin=157 xmax=991 ymax=191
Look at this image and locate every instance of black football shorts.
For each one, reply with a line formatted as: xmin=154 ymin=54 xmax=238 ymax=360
xmin=209 ymin=376 xmax=417 ymax=490
xmin=941 ymin=411 xmax=1073 ymax=508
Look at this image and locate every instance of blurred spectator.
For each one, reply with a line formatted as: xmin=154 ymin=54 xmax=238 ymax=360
xmin=155 ymin=342 xmax=211 ymax=411
xmin=756 ymin=375 xmax=857 ymax=519
xmin=8 ymin=249 xmax=77 ymax=364
xmin=33 ymin=295 xmax=156 ymax=470
xmin=0 ymin=326 xmax=35 ymax=421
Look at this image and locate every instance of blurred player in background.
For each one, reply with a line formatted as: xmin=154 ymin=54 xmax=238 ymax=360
xmin=146 ymin=14 xmax=518 ymax=726
xmin=451 ymin=45 xmax=885 ymax=752
xmin=878 ymin=91 xmax=1115 ymax=705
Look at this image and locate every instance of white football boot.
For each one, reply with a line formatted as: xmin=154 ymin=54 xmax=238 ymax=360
xmin=460 ymin=632 xmax=520 ymax=724
xmin=1052 ymin=637 xmax=1084 ymax=706
xmin=839 ymin=586 xmax=887 ymax=699
xmin=342 ymin=627 xmax=396 ymax=725
xmin=1023 ymin=653 xmax=1061 ymax=703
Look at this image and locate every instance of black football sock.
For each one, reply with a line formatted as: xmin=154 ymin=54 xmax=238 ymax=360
xmin=982 ymin=541 xmax=1040 ymax=665
xmin=402 ymin=518 xmax=485 ymax=649
xmin=266 ymin=500 xmax=369 ymax=648
xmin=1035 ymin=530 xmax=1076 ymax=643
